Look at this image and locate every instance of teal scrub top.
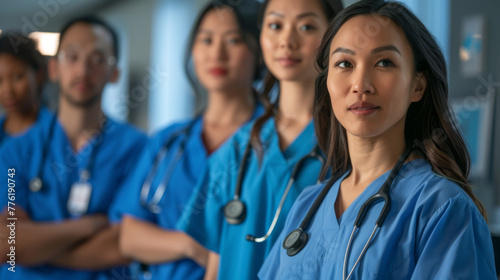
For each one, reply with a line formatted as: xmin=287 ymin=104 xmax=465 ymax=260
xmin=178 ymin=117 xmax=323 ymax=280
xmin=109 ymin=105 xmax=263 ymax=280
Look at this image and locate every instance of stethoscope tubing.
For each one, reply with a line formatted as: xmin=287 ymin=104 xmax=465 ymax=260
xmin=29 ymin=112 xmax=58 ymax=192
xmin=30 ymin=112 xmax=105 ymax=193
xmin=283 ymin=145 xmax=415 ymax=280
xmin=342 ymin=147 xmax=413 ymax=279
xmin=140 ymin=118 xmax=198 ymax=214
xmin=343 ymin=224 xmax=379 ymax=280
xmin=246 ymin=148 xmax=326 ymax=243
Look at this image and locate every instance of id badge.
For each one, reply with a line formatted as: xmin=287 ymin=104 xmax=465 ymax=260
xmin=67 ymin=182 xmax=92 ymax=216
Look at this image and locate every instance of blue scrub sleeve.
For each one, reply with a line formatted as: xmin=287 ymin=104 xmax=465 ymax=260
xmin=108 ymin=138 xmax=156 ymax=224
xmin=176 ymin=163 xmax=223 ymax=253
xmin=411 ymin=195 xmax=496 ymax=279
xmin=0 ymin=143 xmax=29 ymax=212
xmin=177 ymin=141 xmax=239 ymax=253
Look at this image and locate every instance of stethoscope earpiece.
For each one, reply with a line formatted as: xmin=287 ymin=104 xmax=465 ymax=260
xmin=283 ymin=228 xmax=308 ymax=256
xmin=224 ymin=199 xmax=246 ymax=225
xmin=29 ymin=177 xmax=43 ymax=192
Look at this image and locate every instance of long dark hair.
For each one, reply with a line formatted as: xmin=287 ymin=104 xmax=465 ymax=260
xmin=314 ymin=0 xmax=486 ymax=218
xmin=250 ymin=0 xmax=343 ymax=158
xmin=184 ymin=0 xmax=263 ymax=113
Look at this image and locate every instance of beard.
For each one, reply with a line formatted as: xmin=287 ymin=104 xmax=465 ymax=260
xmin=60 ymin=79 xmax=103 ymax=108
xmin=61 ymin=90 xmax=102 ymax=108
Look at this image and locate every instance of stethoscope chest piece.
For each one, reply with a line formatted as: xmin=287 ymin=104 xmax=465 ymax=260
xmin=283 ymin=228 xmax=308 ymax=256
xmin=30 ymin=177 xmax=43 ymax=192
xmin=150 ymin=204 xmax=162 ymax=215
xmin=224 ymin=199 xmax=246 ymax=225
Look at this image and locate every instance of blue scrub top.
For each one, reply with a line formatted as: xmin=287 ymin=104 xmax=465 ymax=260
xmin=259 ymin=159 xmax=496 ymax=280
xmin=0 ymin=117 xmax=8 ymax=144
xmin=0 ymin=109 xmax=147 ymax=280
xmin=109 ymin=105 xmax=263 ymax=280
xmin=177 ymin=117 xmax=323 ymax=280
xmin=0 ymin=107 xmax=51 ymax=146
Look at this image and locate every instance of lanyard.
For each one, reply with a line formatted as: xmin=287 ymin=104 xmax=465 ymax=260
xmin=29 ymin=113 xmax=107 ymax=192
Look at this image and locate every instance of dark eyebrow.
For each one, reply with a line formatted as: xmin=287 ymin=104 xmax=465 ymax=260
xmin=331 ymin=45 xmax=401 ymax=56
xmin=266 ymin=11 xmax=320 ymax=19
xmin=197 ymin=29 xmax=212 ymax=35
xmin=371 ymin=45 xmax=401 ymax=55
xmin=267 ymin=11 xmax=284 ymax=18
xmin=223 ymin=30 xmax=241 ymax=36
xmin=297 ymin=12 xmax=320 ymax=19
xmin=332 ymin=47 xmax=355 ymax=56
xmin=197 ymin=29 xmax=240 ymax=36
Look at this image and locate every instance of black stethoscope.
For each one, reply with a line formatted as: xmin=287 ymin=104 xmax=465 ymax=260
xmin=139 ymin=118 xmax=198 ymax=214
xmin=29 ymin=112 xmax=106 ymax=193
xmin=282 ymin=146 xmax=413 ymax=280
xmin=29 ymin=112 xmax=57 ymax=192
xmin=223 ymin=138 xmax=326 ymax=243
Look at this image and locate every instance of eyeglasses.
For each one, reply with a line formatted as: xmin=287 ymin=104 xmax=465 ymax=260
xmin=57 ymin=50 xmax=116 ymax=68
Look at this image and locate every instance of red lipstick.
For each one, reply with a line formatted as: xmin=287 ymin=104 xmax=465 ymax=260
xmin=209 ymin=67 xmax=228 ymax=76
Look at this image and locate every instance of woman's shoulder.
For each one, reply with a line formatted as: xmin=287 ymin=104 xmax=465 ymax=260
xmin=287 ymin=182 xmax=329 ymax=221
xmin=396 ymin=159 xmax=483 ymax=218
xmin=153 ymin=117 xmax=198 ymax=139
xmin=106 ymin=117 xmax=147 ymax=139
xmin=208 ymin=122 xmax=253 ymax=169
xmin=210 ymin=116 xmax=273 ymax=160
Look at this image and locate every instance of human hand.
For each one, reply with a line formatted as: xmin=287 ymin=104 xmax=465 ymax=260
xmin=186 ymin=235 xmax=209 ymax=268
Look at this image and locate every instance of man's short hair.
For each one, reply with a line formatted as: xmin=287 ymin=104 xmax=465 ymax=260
xmin=57 ymin=15 xmax=119 ymax=61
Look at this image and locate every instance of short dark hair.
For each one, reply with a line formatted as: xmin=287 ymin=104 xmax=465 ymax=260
xmin=0 ymin=32 xmax=45 ymax=73
xmin=57 ymin=15 xmax=119 ymax=61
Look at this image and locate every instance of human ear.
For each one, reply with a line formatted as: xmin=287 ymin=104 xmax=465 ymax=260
xmin=47 ymin=57 xmax=59 ymax=82
xmin=109 ymin=67 xmax=120 ymax=83
xmin=411 ymin=72 xmax=426 ymax=102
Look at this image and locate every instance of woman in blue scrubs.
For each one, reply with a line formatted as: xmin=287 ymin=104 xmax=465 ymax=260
xmin=259 ymin=1 xmax=496 ymax=279
xmin=0 ymin=32 xmax=47 ymax=145
xmin=177 ymin=0 xmax=343 ymax=279
xmin=111 ymin=1 xmax=264 ymax=279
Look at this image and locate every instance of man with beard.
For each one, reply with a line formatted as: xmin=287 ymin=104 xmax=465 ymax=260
xmin=0 ymin=16 xmax=147 ymax=279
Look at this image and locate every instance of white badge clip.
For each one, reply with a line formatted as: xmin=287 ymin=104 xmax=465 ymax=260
xmin=67 ymin=170 xmax=92 ymax=216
